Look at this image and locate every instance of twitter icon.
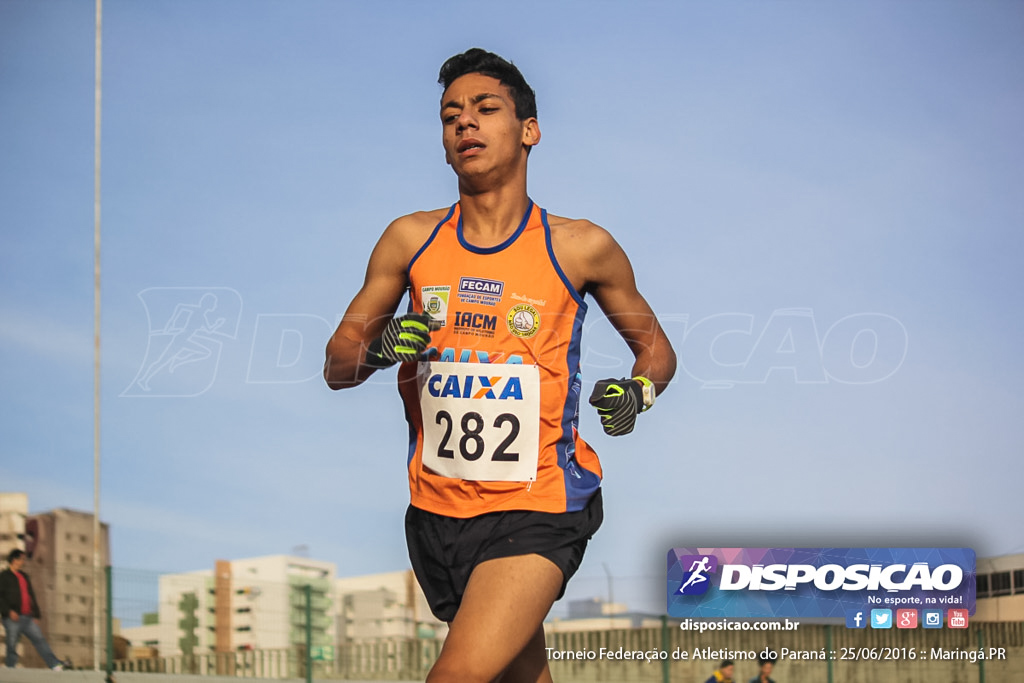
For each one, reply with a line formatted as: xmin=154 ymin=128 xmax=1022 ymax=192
xmin=870 ymin=609 xmax=893 ymax=629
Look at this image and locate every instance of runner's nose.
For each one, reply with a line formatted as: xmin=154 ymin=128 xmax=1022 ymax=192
xmin=456 ymin=110 xmax=477 ymax=132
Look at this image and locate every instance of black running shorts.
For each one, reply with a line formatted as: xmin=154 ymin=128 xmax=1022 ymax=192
xmin=405 ymin=489 xmax=604 ymax=622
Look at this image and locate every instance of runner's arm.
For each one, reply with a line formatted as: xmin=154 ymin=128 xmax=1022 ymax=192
xmin=324 ymin=219 xmax=418 ymax=390
xmin=583 ymin=226 xmax=676 ymax=395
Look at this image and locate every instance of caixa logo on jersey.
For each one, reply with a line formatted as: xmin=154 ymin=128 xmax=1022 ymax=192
xmin=425 ymin=373 xmax=524 ymax=401
xmin=667 ymin=548 xmax=976 ymax=619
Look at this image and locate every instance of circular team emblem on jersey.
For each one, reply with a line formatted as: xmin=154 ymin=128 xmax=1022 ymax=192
xmin=425 ymin=296 xmax=443 ymax=315
xmin=507 ymin=304 xmax=540 ymax=338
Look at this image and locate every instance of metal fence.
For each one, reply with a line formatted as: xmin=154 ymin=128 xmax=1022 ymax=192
xmin=103 ymin=620 xmax=1024 ymax=683
xmin=4 ymin=564 xmax=1024 ymax=682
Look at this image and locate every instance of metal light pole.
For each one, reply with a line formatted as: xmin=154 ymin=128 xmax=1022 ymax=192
xmin=602 ymin=562 xmax=614 ymax=627
xmin=93 ymin=0 xmax=103 ymax=671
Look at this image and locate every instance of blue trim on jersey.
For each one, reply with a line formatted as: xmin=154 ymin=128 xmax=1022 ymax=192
xmin=404 ymin=209 xmax=455 ymax=468
xmin=560 ymin=301 xmax=601 ymax=512
xmin=404 ymin=401 xmax=417 ymax=466
xmin=542 ymin=209 xmax=588 ymax=311
xmin=456 ymin=200 xmax=534 ymax=254
xmin=408 ymin=204 xmax=456 ymax=274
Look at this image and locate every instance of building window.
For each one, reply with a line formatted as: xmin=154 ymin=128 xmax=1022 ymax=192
xmin=1014 ymin=569 xmax=1024 ymax=595
xmin=976 ymin=574 xmax=990 ymax=597
xmin=991 ymin=571 xmax=1012 ymax=597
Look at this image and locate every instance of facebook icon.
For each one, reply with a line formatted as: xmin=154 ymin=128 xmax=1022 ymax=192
xmin=846 ymin=610 xmax=867 ymax=629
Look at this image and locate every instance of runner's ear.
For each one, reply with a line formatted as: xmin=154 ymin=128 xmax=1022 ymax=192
xmin=522 ymin=118 xmax=540 ymax=149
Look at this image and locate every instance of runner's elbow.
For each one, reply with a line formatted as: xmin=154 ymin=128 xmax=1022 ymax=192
xmin=323 ymin=351 xmax=359 ymax=390
xmin=651 ymin=344 xmax=678 ymax=394
xmin=323 ymin=362 xmax=360 ymax=390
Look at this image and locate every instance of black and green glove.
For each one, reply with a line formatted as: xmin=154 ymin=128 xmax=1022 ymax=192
xmin=589 ymin=376 xmax=655 ymax=436
xmin=364 ymin=313 xmax=437 ymax=369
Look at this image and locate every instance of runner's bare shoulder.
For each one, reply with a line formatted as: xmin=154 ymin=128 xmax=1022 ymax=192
xmin=373 ymin=208 xmax=452 ymax=267
xmin=545 ymin=213 xmax=620 ymax=291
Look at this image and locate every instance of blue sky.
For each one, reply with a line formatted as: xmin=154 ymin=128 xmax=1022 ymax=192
xmin=2 ymin=1 xmax=1022 ymax=616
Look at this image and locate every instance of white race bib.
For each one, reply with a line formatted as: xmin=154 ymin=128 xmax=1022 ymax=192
xmin=418 ymin=361 xmax=540 ymax=482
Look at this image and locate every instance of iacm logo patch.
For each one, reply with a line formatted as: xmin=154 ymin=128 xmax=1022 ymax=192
xmin=453 ymin=311 xmax=497 ymax=338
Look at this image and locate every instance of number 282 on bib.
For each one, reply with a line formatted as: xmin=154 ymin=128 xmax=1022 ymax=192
xmin=417 ymin=361 xmax=540 ymax=482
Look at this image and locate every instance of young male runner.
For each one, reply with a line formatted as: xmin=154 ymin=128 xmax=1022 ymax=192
xmin=325 ymin=48 xmax=676 ymax=683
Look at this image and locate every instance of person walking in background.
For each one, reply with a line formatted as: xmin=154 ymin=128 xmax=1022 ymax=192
xmin=749 ymin=657 xmax=776 ymax=683
xmin=1 ymin=549 xmax=64 ymax=670
xmin=705 ymin=659 xmax=735 ymax=683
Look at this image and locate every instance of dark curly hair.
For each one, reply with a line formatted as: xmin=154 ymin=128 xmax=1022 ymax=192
xmin=438 ymin=48 xmax=537 ymax=121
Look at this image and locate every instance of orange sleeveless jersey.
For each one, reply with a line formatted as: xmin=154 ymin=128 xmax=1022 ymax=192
xmin=397 ymin=201 xmax=602 ymax=517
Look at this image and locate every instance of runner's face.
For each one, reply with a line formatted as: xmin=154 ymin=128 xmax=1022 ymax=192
xmin=440 ymin=73 xmax=538 ymax=176
xmin=10 ymin=556 xmax=24 ymax=571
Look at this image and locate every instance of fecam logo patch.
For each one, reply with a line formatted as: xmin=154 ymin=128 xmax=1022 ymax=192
xmin=457 ymin=277 xmax=504 ymax=306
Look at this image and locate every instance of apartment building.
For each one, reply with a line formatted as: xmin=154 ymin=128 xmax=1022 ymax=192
xmin=0 ymin=498 xmax=110 ymax=670
xmin=133 ymin=555 xmax=337 ymax=658
xmin=976 ymin=552 xmax=1024 ymax=621
xmin=335 ymin=569 xmax=446 ymax=642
